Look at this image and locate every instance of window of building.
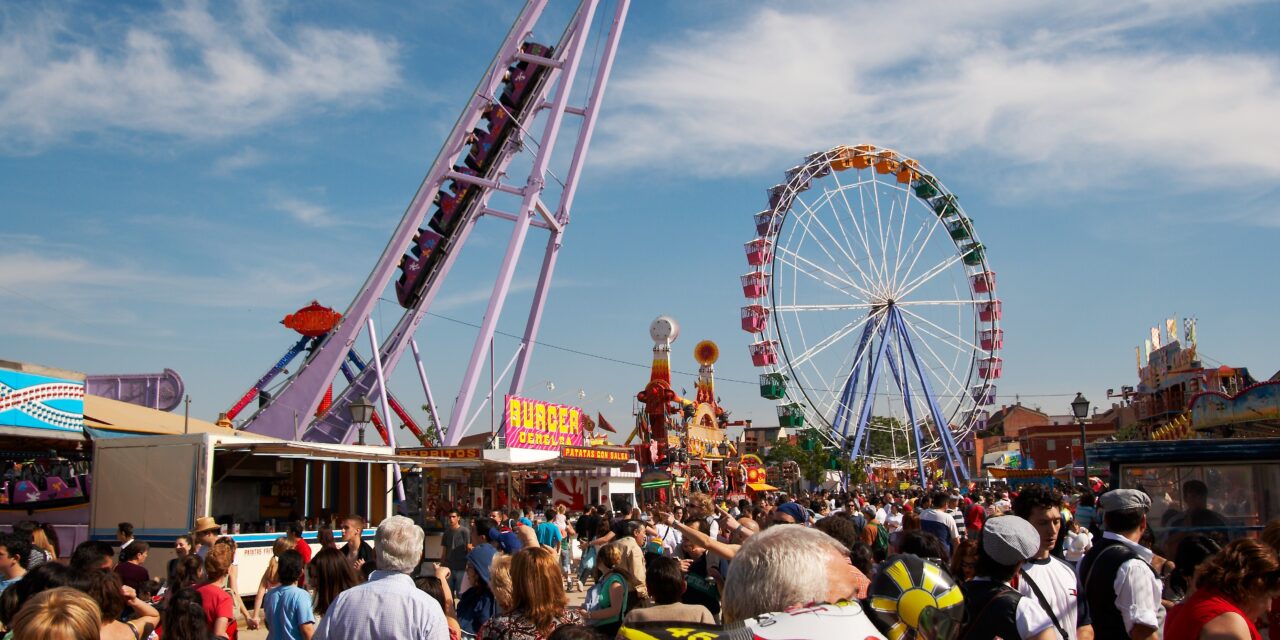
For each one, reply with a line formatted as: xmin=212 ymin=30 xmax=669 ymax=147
xmin=1046 ymin=439 xmax=1056 ymax=451
xmin=1072 ymin=438 xmax=1080 ymax=446
xmin=1048 ymin=459 xmax=1057 ymax=469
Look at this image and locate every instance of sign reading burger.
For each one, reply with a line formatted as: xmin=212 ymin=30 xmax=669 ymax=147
xmin=504 ymin=394 xmax=584 ymax=450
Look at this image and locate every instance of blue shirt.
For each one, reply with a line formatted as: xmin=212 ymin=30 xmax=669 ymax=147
xmin=0 ymin=578 xmax=18 ymax=593
xmin=314 ymin=570 xmax=449 ymax=640
xmin=263 ymin=584 xmax=314 ymax=640
xmin=535 ymin=521 xmax=562 ymax=548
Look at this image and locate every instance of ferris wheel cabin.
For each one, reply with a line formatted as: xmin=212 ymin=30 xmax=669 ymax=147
xmin=980 ymin=328 xmax=1004 ymax=351
xmin=741 ymin=272 xmax=770 ymax=298
xmin=971 ymin=271 xmax=996 ymax=294
xmin=755 ymin=210 xmax=781 ymax=237
xmin=978 ymin=300 xmax=1003 ymax=322
xmin=741 ymin=305 xmax=770 ymax=333
xmin=744 ymin=239 xmax=773 ymax=266
xmin=979 ymin=357 xmax=1004 ymax=379
xmin=777 ymin=402 xmax=805 ymax=428
xmin=759 ymin=373 xmax=787 ymax=400
xmin=971 ymin=384 xmax=997 ymax=406
xmin=749 ymin=340 xmax=779 ymax=367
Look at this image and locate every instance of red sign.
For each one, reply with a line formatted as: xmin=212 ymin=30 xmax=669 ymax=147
xmin=504 ymin=395 xmax=584 ymax=450
xmin=560 ymin=445 xmax=630 ymax=464
xmin=399 ymin=447 xmax=482 ymax=460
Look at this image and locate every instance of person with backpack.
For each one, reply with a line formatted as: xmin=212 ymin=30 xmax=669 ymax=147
xmin=1078 ymin=489 xmax=1163 ymax=640
xmin=959 ymin=516 xmax=1057 ymax=640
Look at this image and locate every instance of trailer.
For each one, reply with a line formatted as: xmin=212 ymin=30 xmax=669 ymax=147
xmin=90 ymin=432 xmax=434 ymax=596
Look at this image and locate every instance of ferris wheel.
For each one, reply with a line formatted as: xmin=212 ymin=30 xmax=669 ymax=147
xmin=740 ymin=144 xmax=1002 ymax=486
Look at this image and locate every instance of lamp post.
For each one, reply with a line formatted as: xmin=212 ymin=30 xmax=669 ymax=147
xmin=1071 ymin=392 xmax=1091 ymax=487
xmin=350 ymin=395 xmax=375 ymax=446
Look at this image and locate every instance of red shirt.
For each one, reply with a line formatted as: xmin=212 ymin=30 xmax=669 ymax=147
xmin=294 ymin=537 xmax=312 ymax=587
xmin=965 ymin=503 xmax=986 ymax=531
xmin=195 ymin=582 xmax=238 ymax=640
xmin=1166 ymin=589 xmax=1262 ymax=640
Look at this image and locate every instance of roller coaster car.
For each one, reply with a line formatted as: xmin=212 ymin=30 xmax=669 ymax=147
xmin=429 ymin=188 xmax=473 ymax=236
xmin=499 ymin=43 xmax=554 ymax=112
xmin=395 ymin=229 xmax=445 ymax=307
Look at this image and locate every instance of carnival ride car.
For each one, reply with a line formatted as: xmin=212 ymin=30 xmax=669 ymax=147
xmin=742 ymin=145 xmax=1002 ymax=487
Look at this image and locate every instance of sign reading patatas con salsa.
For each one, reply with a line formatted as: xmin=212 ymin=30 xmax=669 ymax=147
xmin=561 ymin=445 xmax=630 ymax=464
xmin=504 ymin=395 xmax=584 ymax=450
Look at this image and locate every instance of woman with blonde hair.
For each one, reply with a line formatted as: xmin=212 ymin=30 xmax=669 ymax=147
xmin=251 ymin=536 xmax=296 ymax=629
xmin=489 ymin=553 xmax=515 ymax=613
xmin=479 ymin=547 xmax=584 ymax=640
xmin=1166 ymin=537 xmax=1280 ymax=640
xmin=10 ymin=587 xmax=101 ymax=640
xmin=583 ymin=542 xmax=634 ymax=638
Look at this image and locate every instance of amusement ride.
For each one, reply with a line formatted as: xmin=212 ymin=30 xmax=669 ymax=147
xmin=742 ymin=145 xmax=1003 ymax=487
xmin=234 ymin=0 xmax=631 ymax=448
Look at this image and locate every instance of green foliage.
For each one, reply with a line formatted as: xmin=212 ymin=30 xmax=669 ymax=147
xmin=765 ymin=433 xmax=859 ymax=487
xmin=862 ymin=416 xmax=913 ymax=458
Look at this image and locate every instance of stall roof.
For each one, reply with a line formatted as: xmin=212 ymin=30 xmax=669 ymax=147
xmin=84 ymin=395 xmax=233 ymax=436
xmin=217 ymin=440 xmax=452 ymax=466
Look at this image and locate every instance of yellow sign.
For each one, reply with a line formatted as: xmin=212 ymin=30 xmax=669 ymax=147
xmin=560 ymin=445 xmax=631 ymax=464
xmin=398 ymin=447 xmax=482 ymax=460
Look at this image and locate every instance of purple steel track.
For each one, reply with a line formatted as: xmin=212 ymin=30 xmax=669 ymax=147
xmin=241 ymin=0 xmax=629 ymax=447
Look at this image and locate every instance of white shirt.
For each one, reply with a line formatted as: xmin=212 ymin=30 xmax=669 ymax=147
xmin=886 ymin=512 xmax=903 ymax=532
xmin=314 ymin=570 xmax=449 ymax=640
xmin=970 ymin=577 xmax=1055 ymax=639
xmin=1018 ymin=555 xmax=1086 ymax=639
xmin=1065 ymin=529 xmax=1092 ymax=562
xmin=1099 ymin=532 xmax=1165 ymax=636
xmin=921 ymin=508 xmax=960 ymax=543
xmin=876 ymin=507 xmax=890 ymax=524
xmin=654 ymin=523 xmax=682 ymax=557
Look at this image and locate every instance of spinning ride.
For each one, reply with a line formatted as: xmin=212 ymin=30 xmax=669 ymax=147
xmin=741 ymin=144 xmax=1002 ymax=486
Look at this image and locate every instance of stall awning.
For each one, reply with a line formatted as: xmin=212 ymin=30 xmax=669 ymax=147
xmin=746 ymin=482 xmax=778 ymax=492
xmin=219 ymin=441 xmax=453 ymax=466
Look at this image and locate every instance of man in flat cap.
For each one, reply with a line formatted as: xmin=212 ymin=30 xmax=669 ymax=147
xmin=960 ymin=515 xmax=1057 ymax=640
xmin=1078 ymin=489 xmax=1163 ymax=640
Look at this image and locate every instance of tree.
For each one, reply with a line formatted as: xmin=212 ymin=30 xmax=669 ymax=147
xmin=861 ymin=416 xmax=913 ymax=459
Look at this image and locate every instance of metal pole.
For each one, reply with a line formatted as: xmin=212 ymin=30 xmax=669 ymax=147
xmin=1079 ymin=417 xmax=1088 ymax=487
xmin=366 ymin=317 xmax=396 ymax=447
xmin=409 ymin=339 xmax=445 ymax=445
xmin=184 ymin=396 xmax=190 ymax=434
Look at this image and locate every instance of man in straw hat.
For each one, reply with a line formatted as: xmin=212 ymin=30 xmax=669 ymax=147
xmin=1079 ymin=489 xmax=1163 ymax=640
xmin=191 ymin=516 xmax=221 ymax=559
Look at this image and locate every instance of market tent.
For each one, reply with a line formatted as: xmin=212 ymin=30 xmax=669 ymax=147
xmin=83 ymin=395 xmax=235 ymax=437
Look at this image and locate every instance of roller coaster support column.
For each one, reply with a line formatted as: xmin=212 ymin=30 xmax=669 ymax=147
xmin=410 ymin=338 xmax=445 ymax=445
xmin=508 ymin=0 xmax=630 ymax=397
xmin=446 ymin=0 xmax=601 ymax=445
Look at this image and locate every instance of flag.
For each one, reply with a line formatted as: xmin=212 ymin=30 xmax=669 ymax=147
xmin=1167 ymin=318 xmax=1178 ymax=344
xmin=1145 ymin=339 xmax=1152 ymax=360
xmin=1135 ymin=347 xmax=1142 ymax=370
xmin=596 ymin=412 xmax=617 ymax=433
xmin=1185 ymin=317 xmax=1198 ymax=344
xmin=1151 ymin=326 xmax=1162 ymax=350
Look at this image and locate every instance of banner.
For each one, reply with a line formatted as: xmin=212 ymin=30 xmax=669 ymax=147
xmin=561 ymin=445 xmax=631 ymax=464
xmin=1150 ymin=326 xmax=1161 ymax=350
xmin=399 ymin=447 xmax=482 ymax=460
xmin=0 ymin=368 xmax=85 ymax=433
xmin=1167 ymin=318 xmax=1178 ymax=345
xmin=504 ymin=395 xmax=584 ymax=450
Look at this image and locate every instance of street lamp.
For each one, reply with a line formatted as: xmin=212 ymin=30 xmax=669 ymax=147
xmin=350 ymin=395 xmax=375 ymax=445
xmin=1071 ymin=392 xmax=1090 ymax=487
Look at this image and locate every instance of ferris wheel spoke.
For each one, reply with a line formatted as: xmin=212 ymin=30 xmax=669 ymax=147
xmin=795 ymin=190 xmax=884 ymax=295
xmin=896 ymin=211 xmax=951 ymax=296
xmin=890 ymin=195 xmax=937 ymax=292
xmin=868 ymin=176 xmax=894 ymax=292
xmin=775 ymin=302 xmax=878 ymax=312
xmin=790 ymin=193 xmax=880 ymax=297
xmin=901 ymin=318 xmax=970 ymax=411
xmin=894 ymin=252 xmax=966 ymax=301
xmin=895 ymin=299 xmax=976 ymax=307
xmin=888 ymin=191 xmax=914 ymax=292
xmin=899 ymin=307 xmax=984 ymax=355
xmin=829 ymin=171 xmax=885 ymax=287
xmin=788 ymin=310 xmax=881 ymax=370
xmin=775 ymin=247 xmax=877 ymax=301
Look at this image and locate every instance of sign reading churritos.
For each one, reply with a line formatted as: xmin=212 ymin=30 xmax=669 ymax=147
xmin=504 ymin=395 xmax=584 ymax=450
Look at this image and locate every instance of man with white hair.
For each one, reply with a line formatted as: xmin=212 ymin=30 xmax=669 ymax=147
xmin=315 ymin=515 xmax=449 ymax=640
xmin=720 ymin=524 xmax=865 ymax=623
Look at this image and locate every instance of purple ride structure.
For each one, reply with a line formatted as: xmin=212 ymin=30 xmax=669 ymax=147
xmin=240 ymin=0 xmax=630 ymax=447
xmin=742 ymin=145 xmax=1002 ymax=487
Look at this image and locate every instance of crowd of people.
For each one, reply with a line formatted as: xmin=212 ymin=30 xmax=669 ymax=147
xmin=0 ymin=480 xmax=1277 ymax=639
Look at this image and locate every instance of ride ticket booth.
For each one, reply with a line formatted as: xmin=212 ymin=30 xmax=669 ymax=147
xmin=90 ymin=432 xmax=442 ymax=596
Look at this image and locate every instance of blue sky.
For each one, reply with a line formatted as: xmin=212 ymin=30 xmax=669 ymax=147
xmin=2 ymin=0 xmax=1278 ymax=445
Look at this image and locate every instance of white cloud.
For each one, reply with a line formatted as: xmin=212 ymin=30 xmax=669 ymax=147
xmin=270 ymin=193 xmax=337 ymax=227
xmin=0 ymin=1 xmax=400 ymax=152
xmin=596 ymin=1 xmax=1280 ymax=185
xmin=211 ymin=147 xmax=268 ymax=175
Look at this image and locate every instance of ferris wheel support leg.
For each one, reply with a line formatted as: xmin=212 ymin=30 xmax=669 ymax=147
xmin=894 ymin=311 xmax=969 ymax=487
xmin=833 ymin=321 xmax=877 ymax=439
xmin=891 ymin=313 xmax=929 ymax=486
xmin=445 ymin=0 xmax=601 ymax=446
xmin=848 ymin=317 xmax=894 ymax=461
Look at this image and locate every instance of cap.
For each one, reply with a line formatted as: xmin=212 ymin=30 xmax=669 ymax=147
xmin=1099 ymin=489 xmax=1151 ymax=513
xmin=776 ymin=502 xmax=808 ymax=524
xmin=981 ymin=516 xmax=1041 ymax=565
